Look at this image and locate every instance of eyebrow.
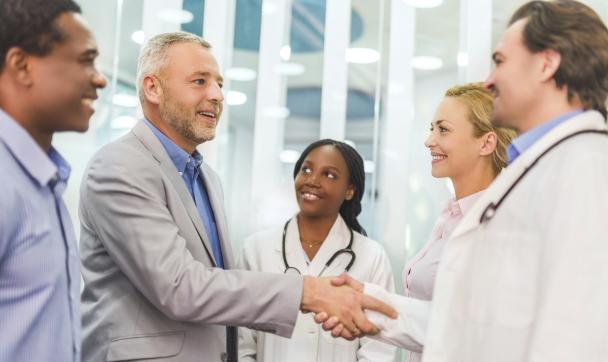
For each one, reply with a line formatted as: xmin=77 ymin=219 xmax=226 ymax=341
xmin=302 ymin=160 xmax=343 ymax=173
xmin=192 ymin=71 xmax=224 ymax=83
xmin=431 ymin=119 xmax=447 ymax=127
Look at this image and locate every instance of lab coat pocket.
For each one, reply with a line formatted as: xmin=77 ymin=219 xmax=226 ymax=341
xmin=105 ymin=331 xmax=186 ymax=361
xmin=468 ymin=229 xmax=540 ymax=328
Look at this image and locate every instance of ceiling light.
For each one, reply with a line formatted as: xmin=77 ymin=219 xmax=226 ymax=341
xmin=131 ymin=30 xmax=145 ymax=45
xmin=457 ymin=52 xmax=469 ymax=67
xmin=345 ymin=48 xmax=380 ymax=64
xmin=280 ymin=150 xmax=300 ymax=163
xmin=263 ymin=106 xmax=290 ymax=119
xmin=225 ymin=67 xmax=257 ymax=81
xmin=112 ymin=93 xmax=139 ymax=108
xmin=402 ymin=0 xmax=443 ymax=8
xmin=280 ymin=45 xmax=291 ymax=61
xmin=157 ymin=9 xmax=194 ymax=24
xmin=411 ymin=56 xmax=443 ymax=70
xmin=226 ymin=91 xmax=247 ymax=106
xmin=111 ymin=116 xmax=138 ymax=129
xmin=275 ymin=62 xmax=305 ymax=76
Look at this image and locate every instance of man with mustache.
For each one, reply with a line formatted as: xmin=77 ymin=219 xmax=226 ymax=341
xmin=79 ymin=32 xmax=396 ymax=362
xmin=0 ymin=1 xmax=106 ymax=361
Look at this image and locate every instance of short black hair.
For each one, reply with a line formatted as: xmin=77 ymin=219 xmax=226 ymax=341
xmin=0 ymin=0 xmax=81 ymax=71
xmin=293 ymin=139 xmax=368 ymax=236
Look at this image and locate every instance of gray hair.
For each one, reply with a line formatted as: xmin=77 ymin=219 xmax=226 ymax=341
xmin=136 ymin=31 xmax=211 ymax=103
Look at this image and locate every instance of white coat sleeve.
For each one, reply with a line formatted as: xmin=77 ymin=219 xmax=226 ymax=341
xmin=525 ymin=148 xmax=608 ymax=361
xmin=356 ymin=247 xmax=398 ymax=361
xmin=363 ymin=282 xmax=429 ymax=351
xmin=237 ymin=237 xmax=261 ymax=362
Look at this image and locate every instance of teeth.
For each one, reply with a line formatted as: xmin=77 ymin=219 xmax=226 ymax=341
xmin=82 ymin=99 xmax=94 ymax=106
xmin=432 ymin=155 xmax=447 ymax=160
xmin=199 ymin=111 xmax=215 ymax=118
xmin=302 ymin=192 xmax=319 ymax=201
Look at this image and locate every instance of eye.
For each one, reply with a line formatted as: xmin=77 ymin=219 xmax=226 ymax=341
xmin=218 ymin=82 xmax=224 ymax=89
xmin=326 ymin=172 xmax=337 ymax=180
xmin=439 ymin=126 xmax=448 ymax=133
xmin=194 ymin=79 xmax=205 ymax=85
xmin=301 ymin=166 xmax=311 ymax=174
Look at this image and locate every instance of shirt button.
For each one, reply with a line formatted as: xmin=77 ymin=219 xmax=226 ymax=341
xmin=221 ymin=352 xmax=227 ymax=361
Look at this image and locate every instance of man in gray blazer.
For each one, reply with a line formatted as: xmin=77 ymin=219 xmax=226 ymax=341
xmin=79 ymin=32 xmax=395 ymax=362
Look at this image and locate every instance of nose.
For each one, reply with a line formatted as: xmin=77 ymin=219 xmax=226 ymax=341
xmin=92 ymin=68 xmax=107 ymax=89
xmin=209 ymin=82 xmax=224 ymax=103
xmin=484 ymin=71 xmax=495 ymax=92
xmin=304 ymin=171 xmax=321 ymax=187
xmin=424 ymin=131 xmax=436 ymax=148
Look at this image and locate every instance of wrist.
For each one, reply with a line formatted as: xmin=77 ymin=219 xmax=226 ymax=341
xmin=300 ymin=276 xmax=318 ymax=312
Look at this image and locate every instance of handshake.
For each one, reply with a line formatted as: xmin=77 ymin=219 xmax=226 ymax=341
xmin=300 ymin=273 xmax=397 ymax=340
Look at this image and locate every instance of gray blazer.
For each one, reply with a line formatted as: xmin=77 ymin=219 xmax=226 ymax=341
xmin=80 ymin=121 xmax=302 ymax=362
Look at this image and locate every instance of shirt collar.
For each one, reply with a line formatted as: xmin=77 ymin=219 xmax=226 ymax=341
xmin=144 ymin=119 xmax=203 ymax=173
xmin=0 ymin=107 xmax=69 ymax=187
xmin=507 ymin=109 xmax=583 ymax=164
xmin=445 ymin=189 xmax=484 ymax=217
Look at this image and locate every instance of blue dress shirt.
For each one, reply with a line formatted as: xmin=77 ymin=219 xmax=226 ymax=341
xmin=507 ymin=109 xmax=583 ymax=164
xmin=0 ymin=108 xmax=80 ymax=362
xmin=144 ymin=120 xmax=224 ymax=268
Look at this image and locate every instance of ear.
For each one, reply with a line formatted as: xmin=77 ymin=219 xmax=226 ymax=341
xmin=141 ymin=74 xmax=163 ymax=105
xmin=479 ymin=131 xmax=498 ymax=157
xmin=345 ymin=184 xmax=355 ymax=201
xmin=539 ymin=48 xmax=561 ymax=83
xmin=4 ymin=47 xmax=34 ymax=87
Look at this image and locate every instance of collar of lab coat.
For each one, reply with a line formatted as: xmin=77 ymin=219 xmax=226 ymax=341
xmin=450 ymin=110 xmax=607 ymax=240
xmin=278 ymin=214 xmax=353 ymax=277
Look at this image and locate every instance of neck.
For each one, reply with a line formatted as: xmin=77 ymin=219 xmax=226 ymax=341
xmin=0 ymin=100 xmax=53 ymax=151
xmin=516 ymin=94 xmax=583 ymax=134
xmin=144 ymin=108 xmax=198 ymax=154
xmin=297 ymin=213 xmax=338 ymax=244
xmin=451 ymin=162 xmax=495 ymax=200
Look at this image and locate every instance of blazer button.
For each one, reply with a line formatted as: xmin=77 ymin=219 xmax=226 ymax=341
xmin=221 ymin=352 xmax=227 ymax=361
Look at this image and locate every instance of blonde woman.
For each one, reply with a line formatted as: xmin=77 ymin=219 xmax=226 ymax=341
xmin=317 ymin=83 xmax=516 ymax=361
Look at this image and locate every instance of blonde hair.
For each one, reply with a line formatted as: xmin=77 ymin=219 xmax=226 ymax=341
xmin=136 ymin=31 xmax=211 ymax=103
xmin=445 ymin=83 xmax=516 ymax=174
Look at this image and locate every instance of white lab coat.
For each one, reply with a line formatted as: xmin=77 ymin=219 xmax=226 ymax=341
xmin=364 ymin=110 xmax=608 ymax=362
xmin=238 ymin=215 xmax=397 ymax=362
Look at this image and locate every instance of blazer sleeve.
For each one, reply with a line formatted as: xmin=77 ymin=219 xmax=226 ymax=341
xmin=237 ymin=236 xmax=262 ymax=361
xmin=356 ymin=245 xmax=398 ymax=361
xmin=80 ymin=147 xmax=302 ymax=337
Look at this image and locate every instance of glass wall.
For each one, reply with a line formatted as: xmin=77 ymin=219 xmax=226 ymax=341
xmin=58 ymin=1 xmax=608 ymax=359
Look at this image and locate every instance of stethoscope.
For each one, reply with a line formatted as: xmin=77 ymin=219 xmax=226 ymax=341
xmin=282 ymin=218 xmax=356 ymax=275
xmin=480 ymin=129 xmax=608 ymax=224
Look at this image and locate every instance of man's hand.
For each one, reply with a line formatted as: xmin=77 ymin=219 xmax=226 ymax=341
xmin=312 ymin=273 xmax=375 ymax=339
xmin=300 ymin=275 xmax=396 ymax=340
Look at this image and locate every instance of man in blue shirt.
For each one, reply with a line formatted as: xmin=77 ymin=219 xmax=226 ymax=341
xmin=0 ymin=1 xmax=106 ymax=361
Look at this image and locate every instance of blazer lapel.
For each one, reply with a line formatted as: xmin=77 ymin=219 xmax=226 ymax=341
xmin=131 ymin=120 xmax=217 ymax=266
xmin=200 ymin=163 xmax=235 ymax=268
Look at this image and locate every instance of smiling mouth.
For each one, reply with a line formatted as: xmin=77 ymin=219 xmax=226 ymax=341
xmin=197 ymin=111 xmax=217 ymax=119
xmin=431 ymin=153 xmax=447 ymax=162
xmin=301 ymin=191 xmax=321 ymax=201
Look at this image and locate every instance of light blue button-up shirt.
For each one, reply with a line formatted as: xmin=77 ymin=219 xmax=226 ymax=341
xmin=507 ymin=109 xmax=583 ymax=164
xmin=0 ymin=108 xmax=80 ymax=362
xmin=144 ymin=119 xmax=224 ymax=268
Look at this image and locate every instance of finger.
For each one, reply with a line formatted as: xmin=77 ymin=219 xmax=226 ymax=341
xmin=351 ymin=309 xmax=379 ymax=336
xmin=330 ymin=273 xmax=348 ymax=287
xmin=361 ymin=294 xmax=398 ymax=319
xmin=340 ymin=328 xmax=355 ymax=341
xmin=322 ymin=316 xmax=340 ymax=330
xmin=344 ymin=275 xmax=364 ymax=292
xmin=314 ymin=312 xmax=329 ymax=324
xmin=330 ymin=323 xmax=344 ymax=337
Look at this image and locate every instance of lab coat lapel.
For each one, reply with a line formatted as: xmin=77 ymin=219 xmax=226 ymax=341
xmin=307 ymin=216 xmax=350 ymax=277
xmin=450 ymin=110 xmax=607 ymax=240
